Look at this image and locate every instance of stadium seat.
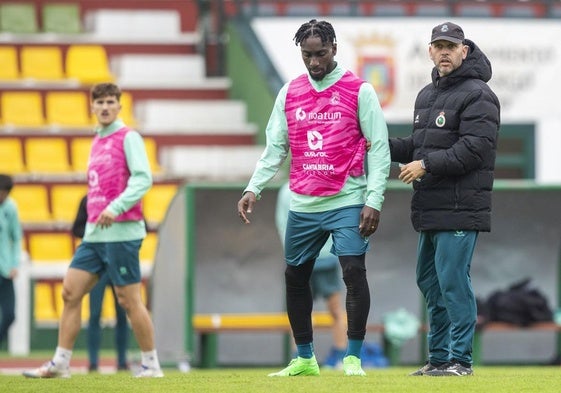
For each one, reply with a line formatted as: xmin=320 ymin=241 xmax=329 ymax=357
xmin=140 ymin=281 xmax=148 ymax=306
xmin=45 ymin=91 xmax=91 ymax=127
xmin=119 ymin=91 xmax=137 ymax=127
xmin=143 ymin=137 xmax=162 ymax=174
xmin=0 ymin=138 xmax=26 ymax=174
xmin=143 ymin=184 xmax=178 ymax=224
xmin=371 ymin=4 xmax=408 ymax=16
xmin=25 ymin=137 xmax=71 ymax=173
xmin=70 ymin=137 xmax=92 ymax=172
xmin=241 ymin=3 xmax=277 ymax=16
xmin=10 ymin=185 xmax=51 ymax=222
xmin=285 ymin=4 xmax=321 ymax=16
xmin=20 ymin=46 xmax=65 ymax=81
xmin=1 ymin=92 xmax=45 ymax=127
xmin=140 ymin=232 xmax=158 ymax=265
xmin=0 ymin=2 xmax=38 ymax=33
xmin=550 ymin=5 xmax=561 ymax=18
xmin=101 ymin=286 xmax=117 ymax=320
xmin=66 ymin=45 xmax=114 ymax=84
xmin=42 ymin=3 xmax=82 ymax=34
xmin=50 ymin=184 xmax=88 ymax=222
xmin=28 ymin=232 xmax=74 ymax=263
xmin=329 ymin=3 xmax=355 ymax=16
xmin=455 ymin=4 xmax=494 ymax=17
xmin=34 ymin=282 xmax=59 ymax=322
xmin=0 ymin=46 xmax=19 ymax=80
xmin=501 ymin=5 xmax=541 ymax=18
xmin=86 ymin=9 xmax=182 ymax=39
xmin=414 ymin=4 xmax=451 ymax=17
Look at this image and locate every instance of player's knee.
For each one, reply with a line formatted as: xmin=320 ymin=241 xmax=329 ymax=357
xmin=340 ymin=255 xmax=366 ymax=285
xmin=285 ymin=264 xmax=310 ymax=288
xmin=61 ymin=286 xmax=84 ymax=306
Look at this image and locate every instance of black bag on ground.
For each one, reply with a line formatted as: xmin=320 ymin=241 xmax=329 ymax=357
xmin=485 ymin=278 xmax=553 ymax=327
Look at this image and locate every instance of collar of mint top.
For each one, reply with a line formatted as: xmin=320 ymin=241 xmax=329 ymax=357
xmin=94 ymin=119 xmax=126 ymax=137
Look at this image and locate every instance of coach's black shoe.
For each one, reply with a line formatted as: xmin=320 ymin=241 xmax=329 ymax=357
xmin=408 ymin=362 xmax=437 ymax=376
xmin=424 ymin=361 xmax=473 ymax=377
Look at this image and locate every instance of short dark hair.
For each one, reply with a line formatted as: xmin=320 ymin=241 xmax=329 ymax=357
xmin=90 ymin=83 xmax=121 ymax=101
xmin=293 ymin=19 xmax=336 ymax=47
xmin=0 ymin=174 xmax=14 ymax=192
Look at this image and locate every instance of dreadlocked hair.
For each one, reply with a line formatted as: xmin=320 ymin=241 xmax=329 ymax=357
xmin=293 ymin=19 xmax=336 ymax=46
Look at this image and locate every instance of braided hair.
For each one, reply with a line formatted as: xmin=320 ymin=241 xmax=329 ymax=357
xmin=293 ymin=19 xmax=336 ymax=47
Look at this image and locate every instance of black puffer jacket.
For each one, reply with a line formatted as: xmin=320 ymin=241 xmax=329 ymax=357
xmin=390 ymin=39 xmax=500 ymax=232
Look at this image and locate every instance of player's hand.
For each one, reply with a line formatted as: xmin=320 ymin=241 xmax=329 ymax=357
xmin=359 ymin=206 xmax=380 ymax=237
xmin=96 ymin=209 xmax=116 ymax=229
xmin=237 ymin=191 xmax=256 ymax=224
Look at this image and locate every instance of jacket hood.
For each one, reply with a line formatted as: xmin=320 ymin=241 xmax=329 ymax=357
xmin=431 ymin=39 xmax=492 ymax=86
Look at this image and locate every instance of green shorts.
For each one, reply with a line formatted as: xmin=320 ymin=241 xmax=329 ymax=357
xmin=284 ymin=205 xmax=370 ymax=266
xmin=70 ymin=240 xmax=142 ymax=286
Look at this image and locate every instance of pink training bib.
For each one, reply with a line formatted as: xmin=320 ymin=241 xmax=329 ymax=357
xmin=87 ymin=127 xmax=143 ymax=222
xmin=286 ymin=71 xmax=366 ymax=196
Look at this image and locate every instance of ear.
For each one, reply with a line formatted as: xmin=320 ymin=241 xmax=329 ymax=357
xmin=332 ymin=43 xmax=337 ymax=56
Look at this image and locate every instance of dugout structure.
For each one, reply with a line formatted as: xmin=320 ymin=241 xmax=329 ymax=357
xmin=151 ymin=181 xmax=561 ymax=367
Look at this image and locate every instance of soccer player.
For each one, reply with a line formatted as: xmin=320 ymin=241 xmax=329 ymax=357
xmin=23 ymin=83 xmax=163 ymax=378
xmin=0 ymin=174 xmax=22 ymax=350
xmin=237 ymin=19 xmax=391 ymax=376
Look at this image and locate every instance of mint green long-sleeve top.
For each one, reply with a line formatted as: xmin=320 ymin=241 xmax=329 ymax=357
xmin=244 ymin=65 xmax=391 ymax=213
xmin=83 ymin=120 xmax=152 ymax=242
xmin=0 ymin=197 xmax=22 ymax=277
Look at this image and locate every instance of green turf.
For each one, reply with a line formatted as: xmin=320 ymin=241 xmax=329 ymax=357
xmin=2 ymin=367 xmax=561 ymax=393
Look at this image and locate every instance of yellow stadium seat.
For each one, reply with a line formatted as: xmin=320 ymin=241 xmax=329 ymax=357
xmin=20 ymin=46 xmax=65 ymax=81
xmin=143 ymin=137 xmax=162 ymax=174
xmin=0 ymin=46 xmax=19 ymax=80
xmin=143 ymin=184 xmax=178 ymax=224
xmin=45 ymin=91 xmax=91 ymax=127
xmin=50 ymin=184 xmax=88 ymax=222
xmin=10 ymin=185 xmax=51 ymax=222
xmin=28 ymin=232 xmax=74 ymax=263
xmin=101 ymin=286 xmax=117 ymax=321
xmin=119 ymin=92 xmax=137 ymax=127
xmin=1 ymin=92 xmax=45 ymax=127
xmin=66 ymin=45 xmax=114 ymax=84
xmin=25 ymin=137 xmax=71 ymax=173
xmin=34 ymin=282 xmax=59 ymax=323
xmin=70 ymin=137 xmax=92 ymax=172
xmin=0 ymin=138 xmax=26 ymax=174
xmin=140 ymin=232 xmax=158 ymax=265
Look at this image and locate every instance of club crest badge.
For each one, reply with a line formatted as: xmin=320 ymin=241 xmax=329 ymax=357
xmin=435 ymin=112 xmax=446 ymax=127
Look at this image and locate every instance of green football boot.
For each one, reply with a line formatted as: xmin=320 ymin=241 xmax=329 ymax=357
xmin=343 ymin=355 xmax=366 ymax=376
xmin=268 ymin=356 xmax=320 ymax=377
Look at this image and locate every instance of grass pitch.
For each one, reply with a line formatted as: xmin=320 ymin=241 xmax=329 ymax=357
xmin=2 ymin=366 xmax=560 ymax=393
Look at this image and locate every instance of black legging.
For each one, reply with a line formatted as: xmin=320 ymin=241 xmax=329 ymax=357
xmin=285 ymin=254 xmax=370 ymax=345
